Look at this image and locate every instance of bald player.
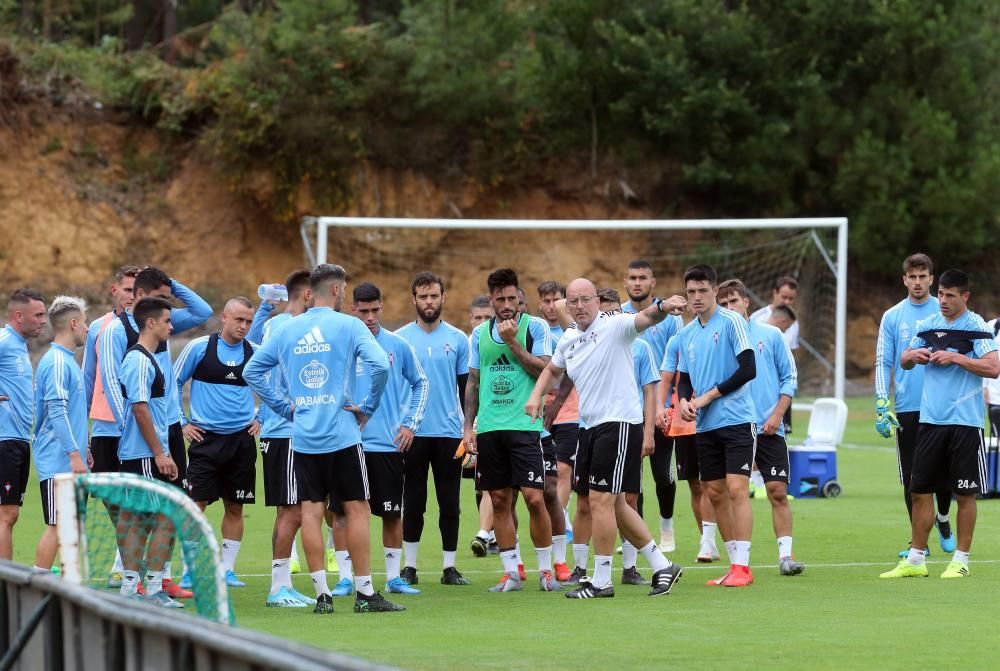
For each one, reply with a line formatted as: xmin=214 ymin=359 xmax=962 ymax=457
xmin=527 ymin=278 xmax=685 ymax=598
xmin=174 ymin=297 xmax=260 ymax=588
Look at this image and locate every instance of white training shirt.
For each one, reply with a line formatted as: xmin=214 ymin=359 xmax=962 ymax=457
xmin=551 ymin=311 xmax=642 ymax=426
xmin=750 ymin=304 xmax=799 ymax=350
xmin=984 ymin=320 xmax=1000 ymax=405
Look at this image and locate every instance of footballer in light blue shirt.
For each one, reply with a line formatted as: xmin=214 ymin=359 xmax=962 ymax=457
xmin=32 ymin=296 xmax=90 ymax=570
xmin=349 ymin=283 xmax=429 ymax=592
xmin=674 ymin=265 xmax=757 ymax=578
xmin=717 ymin=280 xmax=804 ymax=572
xmin=893 ymin=269 xmax=1000 ymax=575
xmin=98 ymin=269 xmax=212 ymax=441
xmin=0 ymin=289 xmax=46 ymax=534
xmin=244 ymin=265 xmax=399 ymax=608
xmin=394 ymin=272 xmax=470 ymax=584
xmin=621 ymin=260 xmax=685 ymax=391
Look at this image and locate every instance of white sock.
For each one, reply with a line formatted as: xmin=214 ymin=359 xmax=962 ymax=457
xmin=270 ymin=558 xmax=291 ymax=594
xmin=702 ymin=522 xmax=718 ymax=545
xmin=112 ymin=548 xmax=124 ymax=573
xmin=660 ymin=517 xmax=674 ymax=533
xmin=573 ymin=543 xmax=590 ymax=569
xmin=733 ymin=540 xmax=751 ymax=567
xmin=290 ymin=538 xmax=300 ymax=563
xmin=552 ymin=534 xmax=567 ymax=563
xmin=725 ymin=540 xmax=737 ymax=564
xmin=936 ymin=512 xmax=949 ymax=524
xmin=953 ymin=550 xmax=970 ymax=566
xmin=536 ymin=546 xmax=553 ymax=572
xmin=907 ymin=547 xmax=927 ymax=567
xmin=33 ymin=565 xmax=49 ymax=572
xmin=403 ymin=541 xmax=419 ymax=569
xmin=355 ymin=575 xmax=375 ymax=597
xmin=515 ymin=541 xmax=522 ymax=564
xmin=336 ymin=551 xmax=352 ymax=581
xmin=221 ymin=539 xmax=241 ymax=573
xmin=311 ymin=570 xmax=330 ymax=597
xmin=120 ymin=570 xmax=140 ymax=596
xmin=443 ymin=550 xmax=456 ymax=569
xmin=592 ymin=555 xmax=612 ymax=588
xmin=564 ymin=508 xmax=573 ymax=532
xmin=500 ymin=549 xmax=519 ymax=575
xmin=385 ymin=548 xmax=402 ymax=581
xmin=638 ymin=540 xmax=670 ymax=572
xmin=476 ymin=529 xmax=490 ymax=540
xmin=487 ymin=530 xmax=496 ymax=543
xmin=621 ymin=540 xmax=637 ymax=570
xmin=777 ymin=535 xmax=793 ymax=560
xmin=163 ymin=561 xmax=172 ymax=580
xmin=146 ymin=570 xmax=164 ymax=595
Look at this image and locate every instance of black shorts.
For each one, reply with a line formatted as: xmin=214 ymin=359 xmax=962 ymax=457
xmin=365 ymin=452 xmax=404 ymax=518
xmin=261 ymin=437 xmax=297 ymax=507
xmin=911 ymin=424 xmax=985 ymax=496
xmin=696 ymin=423 xmax=757 ymax=482
xmin=475 ymin=430 xmax=545 ymax=491
xmin=573 ymin=422 xmax=642 ymax=495
xmin=169 ymin=423 xmax=188 ymax=493
xmin=0 ymin=440 xmax=30 ymax=506
xmin=187 ymin=430 xmax=257 ymax=504
xmin=755 ymin=433 xmax=789 ymax=483
xmin=674 ymin=434 xmax=699 ymax=481
xmin=894 ymin=411 xmax=921 ymax=486
xmin=551 ymin=423 xmax=579 ymax=465
xmin=541 ymin=435 xmax=558 ymax=478
xmin=296 ymin=446 xmax=369 ymax=504
xmin=40 ymin=479 xmax=57 ymax=526
xmin=120 ymin=456 xmax=176 ymax=485
xmin=90 ymin=436 xmax=121 ymax=473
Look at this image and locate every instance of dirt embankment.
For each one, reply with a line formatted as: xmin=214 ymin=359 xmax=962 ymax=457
xmin=1 ymin=101 xmax=892 ymax=383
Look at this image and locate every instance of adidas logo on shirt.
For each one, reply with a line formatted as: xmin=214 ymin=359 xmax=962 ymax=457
xmin=489 ymin=353 xmax=516 ymax=372
xmin=225 ymin=372 xmax=238 ymax=381
xmin=294 ymin=327 xmax=332 ymax=354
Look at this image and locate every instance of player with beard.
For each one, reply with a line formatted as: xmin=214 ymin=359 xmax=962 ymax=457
xmin=395 ymin=272 xmax=471 ymax=586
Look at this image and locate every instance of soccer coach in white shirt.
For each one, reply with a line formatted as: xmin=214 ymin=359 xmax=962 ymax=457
xmin=526 ymin=278 xmax=686 ymax=599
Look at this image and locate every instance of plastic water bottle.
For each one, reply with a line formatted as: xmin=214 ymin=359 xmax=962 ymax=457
xmin=257 ymin=284 xmax=288 ymax=302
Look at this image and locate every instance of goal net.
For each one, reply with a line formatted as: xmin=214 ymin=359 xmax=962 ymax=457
xmin=54 ymin=473 xmax=233 ymax=624
xmin=301 ymin=217 xmax=847 ymax=398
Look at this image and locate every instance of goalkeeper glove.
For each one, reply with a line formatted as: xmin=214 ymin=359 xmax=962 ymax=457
xmin=874 ymin=397 xmax=900 ymax=438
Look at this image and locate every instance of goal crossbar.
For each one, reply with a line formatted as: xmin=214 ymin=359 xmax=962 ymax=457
xmin=301 ymin=216 xmax=848 ymax=400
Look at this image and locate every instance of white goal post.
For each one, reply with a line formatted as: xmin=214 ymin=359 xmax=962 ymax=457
xmin=301 ymin=216 xmax=848 ymax=400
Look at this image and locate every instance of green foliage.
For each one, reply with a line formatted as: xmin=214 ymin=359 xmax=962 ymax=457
xmin=3 ymin=0 xmax=999 ymax=271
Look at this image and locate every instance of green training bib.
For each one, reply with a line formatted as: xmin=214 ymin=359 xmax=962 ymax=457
xmin=476 ymin=315 xmax=540 ymax=433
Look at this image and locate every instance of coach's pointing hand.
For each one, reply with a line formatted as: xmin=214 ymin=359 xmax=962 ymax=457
xmin=663 ymin=295 xmax=687 ymax=315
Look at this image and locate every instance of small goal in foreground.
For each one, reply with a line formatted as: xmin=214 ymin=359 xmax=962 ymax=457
xmin=54 ymin=472 xmax=232 ymax=624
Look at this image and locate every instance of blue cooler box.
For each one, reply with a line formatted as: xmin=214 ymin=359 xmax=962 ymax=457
xmin=788 ymin=444 xmax=840 ymax=498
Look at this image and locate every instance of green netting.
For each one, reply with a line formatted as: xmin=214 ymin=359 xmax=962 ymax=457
xmin=74 ymin=473 xmax=233 ymax=624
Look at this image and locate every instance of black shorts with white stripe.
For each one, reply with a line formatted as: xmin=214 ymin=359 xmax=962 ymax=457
xmin=261 ymin=437 xmax=297 ymax=507
xmin=755 ymin=433 xmax=790 ymax=483
xmin=119 ymin=456 xmax=177 ymax=486
xmin=294 ymin=446 xmax=369 ymax=505
xmin=696 ymin=423 xmax=757 ymax=482
xmin=910 ymin=423 xmax=985 ymax=496
xmin=40 ymin=478 xmax=57 ymax=526
xmin=573 ymin=421 xmax=642 ymax=495
xmin=894 ymin=411 xmax=921 ymax=486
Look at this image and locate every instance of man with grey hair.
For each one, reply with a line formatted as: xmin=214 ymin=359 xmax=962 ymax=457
xmin=0 ymin=288 xmax=46 ymax=560
xmin=526 ymin=278 xmax=686 ymax=598
xmin=32 ymin=295 xmax=90 ymax=572
xmin=174 ymin=297 xmax=260 ymax=589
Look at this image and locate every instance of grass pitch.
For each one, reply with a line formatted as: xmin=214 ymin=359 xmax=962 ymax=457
xmin=12 ymin=398 xmax=1000 ymax=670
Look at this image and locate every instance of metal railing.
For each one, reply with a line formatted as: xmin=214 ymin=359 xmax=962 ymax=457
xmin=0 ymin=561 xmax=400 ymax=671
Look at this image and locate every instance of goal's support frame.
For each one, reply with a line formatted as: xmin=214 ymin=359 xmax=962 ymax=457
xmin=301 ymin=216 xmax=849 ymax=401
xmin=54 ymin=472 xmax=231 ymax=624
